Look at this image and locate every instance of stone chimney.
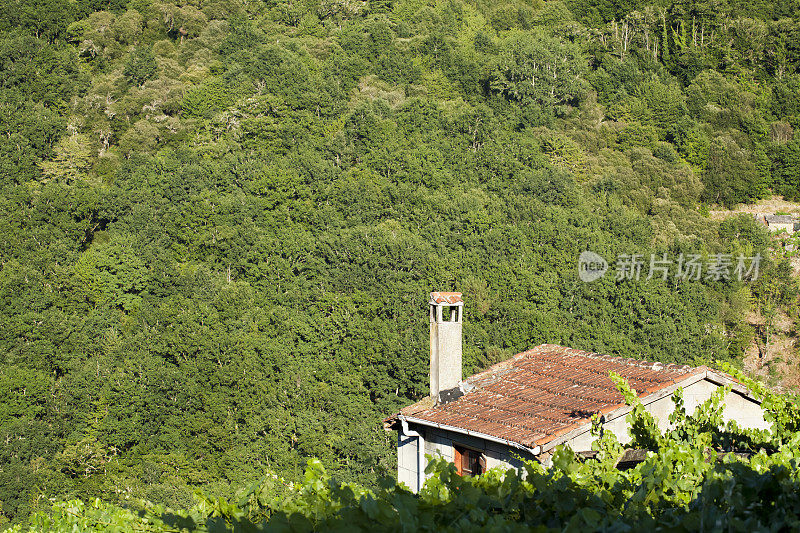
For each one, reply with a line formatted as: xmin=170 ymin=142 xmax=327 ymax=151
xmin=429 ymin=292 xmax=463 ymax=400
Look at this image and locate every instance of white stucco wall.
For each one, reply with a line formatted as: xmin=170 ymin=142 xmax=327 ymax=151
xmin=397 ymin=432 xmax=418 ymax=490
xmin=396 ymin=424 xmax=537 ymax=491
xmin=767 ymin=222 xmax=795 ymax=233
xmin=423 ymin=427 xmax=535 ymax=472
xmin=563 ymin=377 xmax=768 ymax=452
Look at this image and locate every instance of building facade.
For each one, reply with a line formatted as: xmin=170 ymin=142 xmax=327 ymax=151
xmin=385 ymin=293 xmax=767 ymax=493
xmin=756 ymin=213 xmax=798 ymax=233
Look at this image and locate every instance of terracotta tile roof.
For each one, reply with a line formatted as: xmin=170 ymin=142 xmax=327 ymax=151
xmin=429 ymin=292 xmax=463 ymax=305
xmin=388 ymin=344 xmax=706 ymax=450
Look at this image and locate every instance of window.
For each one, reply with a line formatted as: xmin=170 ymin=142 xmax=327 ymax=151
xmin=453 ymin=445 xmax=485 ymax=477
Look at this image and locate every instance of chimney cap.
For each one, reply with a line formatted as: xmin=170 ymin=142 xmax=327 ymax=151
xmin=430 ymin=292 xmax=463 ymax=305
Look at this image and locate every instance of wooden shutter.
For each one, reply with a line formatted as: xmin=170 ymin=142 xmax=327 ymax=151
xmin=454 ymin=445 xmax=485 ymax=477
xmin=454 ymin=446 xmax=463 ymax=475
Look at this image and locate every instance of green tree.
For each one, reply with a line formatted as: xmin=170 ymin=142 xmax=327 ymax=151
xmin=490 ymin=30 xmax=588 ymax=107
xmin=701 ymin=136 xmax=766 ymax=207
xmin=123 ymin=45 xmax=158 ymax=86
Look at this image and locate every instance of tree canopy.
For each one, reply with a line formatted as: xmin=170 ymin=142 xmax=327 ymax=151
xmin=1 ymin=0 xmax=799 ymax=526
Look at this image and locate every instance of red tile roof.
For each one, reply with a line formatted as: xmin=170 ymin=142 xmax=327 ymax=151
xmin=429 ymin=292 xmax=463 ymax=305
xmin=387 ymin=344 xmax=707 ymax=450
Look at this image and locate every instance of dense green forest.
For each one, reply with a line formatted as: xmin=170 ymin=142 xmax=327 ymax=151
xmin=2 ymin=0 xmax=800 ymax=525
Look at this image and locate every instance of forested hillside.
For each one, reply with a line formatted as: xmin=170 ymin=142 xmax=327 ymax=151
xmin=1 ymin=0 xmax=799 ymax=525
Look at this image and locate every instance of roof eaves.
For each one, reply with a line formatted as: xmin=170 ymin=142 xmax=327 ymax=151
xmin=383 ymin=413 xmax=400 ymax=431
xmin=703 ymin=370 xmax=759 ymax=401
xmin=398 ymin=414 xmax=542 ymax=456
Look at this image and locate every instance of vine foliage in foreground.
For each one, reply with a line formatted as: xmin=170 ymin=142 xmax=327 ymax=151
xmin=13 ymin=372 xmax=800 ymax=532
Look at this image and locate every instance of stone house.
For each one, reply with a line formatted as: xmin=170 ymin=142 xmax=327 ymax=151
xmin=756 ymin=213 xmax=798 ymax=234
xmin=383 ymin=292 xmax=768 ymax=493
